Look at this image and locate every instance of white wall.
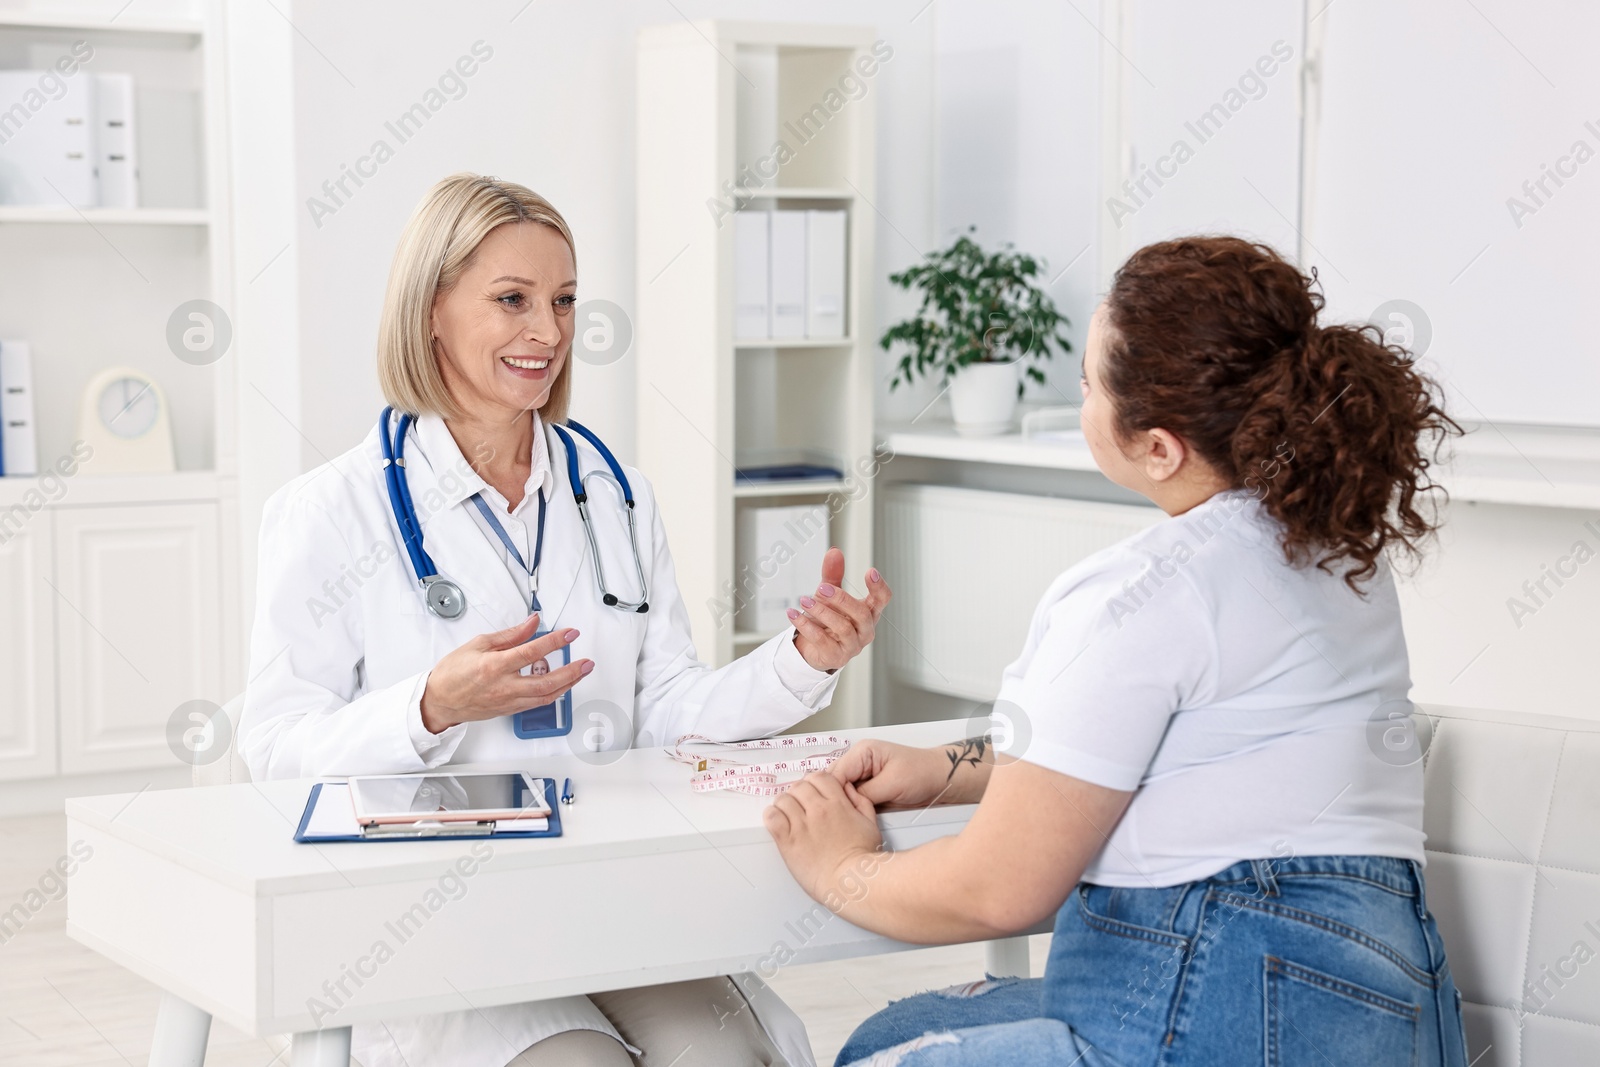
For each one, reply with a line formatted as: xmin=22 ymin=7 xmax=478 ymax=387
xmin=1400 ymin=499 xmax=1600 ymax=717
xmin=1307 ymin=0 xmax=1600 ymax=429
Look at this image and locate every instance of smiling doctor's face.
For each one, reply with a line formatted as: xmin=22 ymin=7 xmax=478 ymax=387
xmin=429 ymin=220 xmax=576 ymax=424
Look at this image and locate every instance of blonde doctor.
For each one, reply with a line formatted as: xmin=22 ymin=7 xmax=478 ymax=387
xmin=239 ymin=173 xmax=891 ymax=1067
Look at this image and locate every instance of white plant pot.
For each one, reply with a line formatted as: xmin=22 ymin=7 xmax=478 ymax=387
xmin=948 ymin=360 xmax=1020 ymax=435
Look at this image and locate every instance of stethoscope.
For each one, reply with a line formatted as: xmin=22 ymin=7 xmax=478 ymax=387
xmin=379 ymin=406 xmax=650 ymax=621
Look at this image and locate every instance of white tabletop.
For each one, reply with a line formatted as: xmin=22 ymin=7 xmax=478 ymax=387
xmin=65 ymin=720 xmax=978 ymax=896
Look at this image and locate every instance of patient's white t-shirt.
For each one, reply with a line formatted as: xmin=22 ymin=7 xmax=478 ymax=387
xmin=996 ymin=488 xmax=1425 ymax=887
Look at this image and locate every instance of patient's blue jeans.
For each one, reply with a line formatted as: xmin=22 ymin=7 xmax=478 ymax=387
xmin=837 ymin=854 xmax=1469 ymax=1066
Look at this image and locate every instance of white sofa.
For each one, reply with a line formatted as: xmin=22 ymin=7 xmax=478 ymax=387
xmin=198 ymin=701 xmax=1600 ymax=1065
xmin=1418 ymin=704 xmax=1600 ymax=1065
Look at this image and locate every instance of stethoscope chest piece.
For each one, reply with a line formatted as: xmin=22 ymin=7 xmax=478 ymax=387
xmin=423 ymin=575 xmax=467 ymax=620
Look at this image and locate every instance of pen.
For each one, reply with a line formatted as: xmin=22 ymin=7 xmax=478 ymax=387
xmin=362 ymin=820 xmax=494 ymax=839
xmin=561 ymin=777 xmax=575 ymax=805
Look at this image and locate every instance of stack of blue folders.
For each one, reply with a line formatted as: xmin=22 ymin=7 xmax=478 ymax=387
xmin=734 ymin=463 xmax=842 ymax=486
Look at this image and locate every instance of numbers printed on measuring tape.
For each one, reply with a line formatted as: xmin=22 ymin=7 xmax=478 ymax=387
xmin=669 ymin=734 xmax=853 ymax=796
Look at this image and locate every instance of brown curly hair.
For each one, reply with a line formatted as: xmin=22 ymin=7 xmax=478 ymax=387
xmin=1102 ymin=236 xmax=1461 ymax=590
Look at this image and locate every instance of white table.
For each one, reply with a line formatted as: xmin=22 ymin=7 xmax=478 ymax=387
xmin=65 ymin=720 xmax=1029 ymax=1066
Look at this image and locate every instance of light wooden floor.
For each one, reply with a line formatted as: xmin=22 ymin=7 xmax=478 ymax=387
xmin=1 ymin=813 xmax=1049 ymax=1066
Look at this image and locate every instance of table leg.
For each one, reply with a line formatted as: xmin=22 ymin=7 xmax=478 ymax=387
xmin=984 ymin=936 xmax=1030 ymax=978
xmin=149 ymin=991 xmax=212 ymax=1066
xmin=291 ymin=1026 xmax=351 ymax=1067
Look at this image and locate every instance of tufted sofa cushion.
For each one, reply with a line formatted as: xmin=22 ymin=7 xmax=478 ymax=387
xmin=1421 ymin=703 xmax=1600 ymax=1066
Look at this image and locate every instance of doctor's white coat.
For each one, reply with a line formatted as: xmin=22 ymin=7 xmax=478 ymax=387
xmin=239 ymin=412 xmax=833 ymax=1067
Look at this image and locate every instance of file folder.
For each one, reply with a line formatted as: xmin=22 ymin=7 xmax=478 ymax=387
xmin=734 ymin=210 xmax=771 ymax=340
xmin=769 ymin=210 xmax=808 ymax=338
xmin=805 ymin=209 xmax=846 ymax=338
xmin=0 ymin=70 xmax=98 ymax=207
xmin=0 ymin=341 xmax=38 ymax=476
xmin=95 ymin=74 xmax=138 ymax=209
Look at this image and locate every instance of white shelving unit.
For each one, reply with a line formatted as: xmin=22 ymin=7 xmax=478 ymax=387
xmin=636 ymin=21 xmax=878 ymax=730
xmin=880 ymin=414 xmax=1600 ymax=511
xmin=0 ymin=205 xmax=210 ymax=223
xmin=734 ymin=336 xmax=856 ymax=351
xmin=0 ymin=1 xmax=237 ymax=796
xmin=0 ymin=8 xmax=203 ymax=34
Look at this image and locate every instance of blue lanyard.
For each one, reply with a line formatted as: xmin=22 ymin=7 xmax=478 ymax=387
xmin=469 ymin=488 xmax=547 ymax=612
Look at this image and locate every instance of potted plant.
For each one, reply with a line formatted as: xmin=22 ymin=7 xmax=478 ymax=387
xmin=881 ymin=228 xmax=1072 ymax=435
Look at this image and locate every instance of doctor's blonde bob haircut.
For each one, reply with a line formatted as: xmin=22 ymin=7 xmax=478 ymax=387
xmin=378 ymin=172 xmax=577 ymax=425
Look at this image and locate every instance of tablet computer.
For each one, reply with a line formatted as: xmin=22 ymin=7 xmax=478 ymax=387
xmin=348 ymin=771 xmax=550 ymax=826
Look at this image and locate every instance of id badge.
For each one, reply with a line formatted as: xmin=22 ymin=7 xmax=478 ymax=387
xmin=512 ymin=629 xmax=574 ymax=739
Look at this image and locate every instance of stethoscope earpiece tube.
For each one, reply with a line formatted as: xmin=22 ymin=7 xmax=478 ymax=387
xmin=553 ymin=421 xmax=651 ymax=613
xmin=564 ymin=419 xmax=635 ymax=503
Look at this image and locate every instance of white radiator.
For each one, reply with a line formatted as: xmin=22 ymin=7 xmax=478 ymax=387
xmin=881 ymin=484 xmax=1164 ymax=701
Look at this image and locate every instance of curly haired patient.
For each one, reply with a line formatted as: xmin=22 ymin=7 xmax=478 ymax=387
xmin=765 ymin=236 xmax=1471 ymax=1067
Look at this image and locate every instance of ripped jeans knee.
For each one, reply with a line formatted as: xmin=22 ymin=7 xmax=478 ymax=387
xmin=843 ymin=1018 xmax=1091 ymax=1067
xmin=927 ymin=974 xmax=1023 ymax=1000
xmin=833 ymin=977 xmax=1048 ymax=1067
xmin=855 ymin=1031 xmax=962 ymax=1066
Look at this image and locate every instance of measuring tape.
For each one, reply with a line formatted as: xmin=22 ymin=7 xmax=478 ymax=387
xmin=670 ymin=734 xmax=852 ymax=796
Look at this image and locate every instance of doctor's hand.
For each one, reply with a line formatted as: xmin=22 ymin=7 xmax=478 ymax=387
xmin=789 ymin=547 xmax=892 ymax=673
xmin=419 ymin=613 xmax=593 ymax=735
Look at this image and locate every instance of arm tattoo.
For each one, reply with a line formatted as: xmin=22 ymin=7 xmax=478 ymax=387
xmin=944 ymin=734 xmax=990 ymax=783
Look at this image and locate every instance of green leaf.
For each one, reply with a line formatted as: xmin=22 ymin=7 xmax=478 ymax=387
xmin=877 ymin=229 xmax=1073 ymax=388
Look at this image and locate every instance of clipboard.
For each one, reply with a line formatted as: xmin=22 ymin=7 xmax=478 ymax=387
xmin=294 ymin=777 xmax=564 ymax=842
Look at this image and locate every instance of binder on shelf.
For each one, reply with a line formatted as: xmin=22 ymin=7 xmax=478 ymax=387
xmin=94 ymin=74 xmax=138 ymax=210
xmin=769 ymin=209 xmax=808 ymax=339
xmin=736 ymin=502 xmax=829 ymax=633
xmin=734 ymin=463 xmax=843 ymax=484
xmin=734 ymin=210 xmax=771 ymax=340
xmin=0 ymin=71 xmax=98 ymax=207
xmin=294 ymin=779 xmax=564 ymax=842
xmin=0 ymin=341 xmax=38 ymax=477
xmin=805 ymin=209 xmax=847 ymax=339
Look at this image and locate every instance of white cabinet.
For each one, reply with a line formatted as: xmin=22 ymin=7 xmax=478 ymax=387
xmin=0 ymin=515 xmax=57 ymax=780
xmin=54 ymin=503 xmax=221 ymax=775
xmin=1105 ymin=0 xmax=1304 ymax=266
xmin=0 ymin=8 xmax=240 ymax=796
